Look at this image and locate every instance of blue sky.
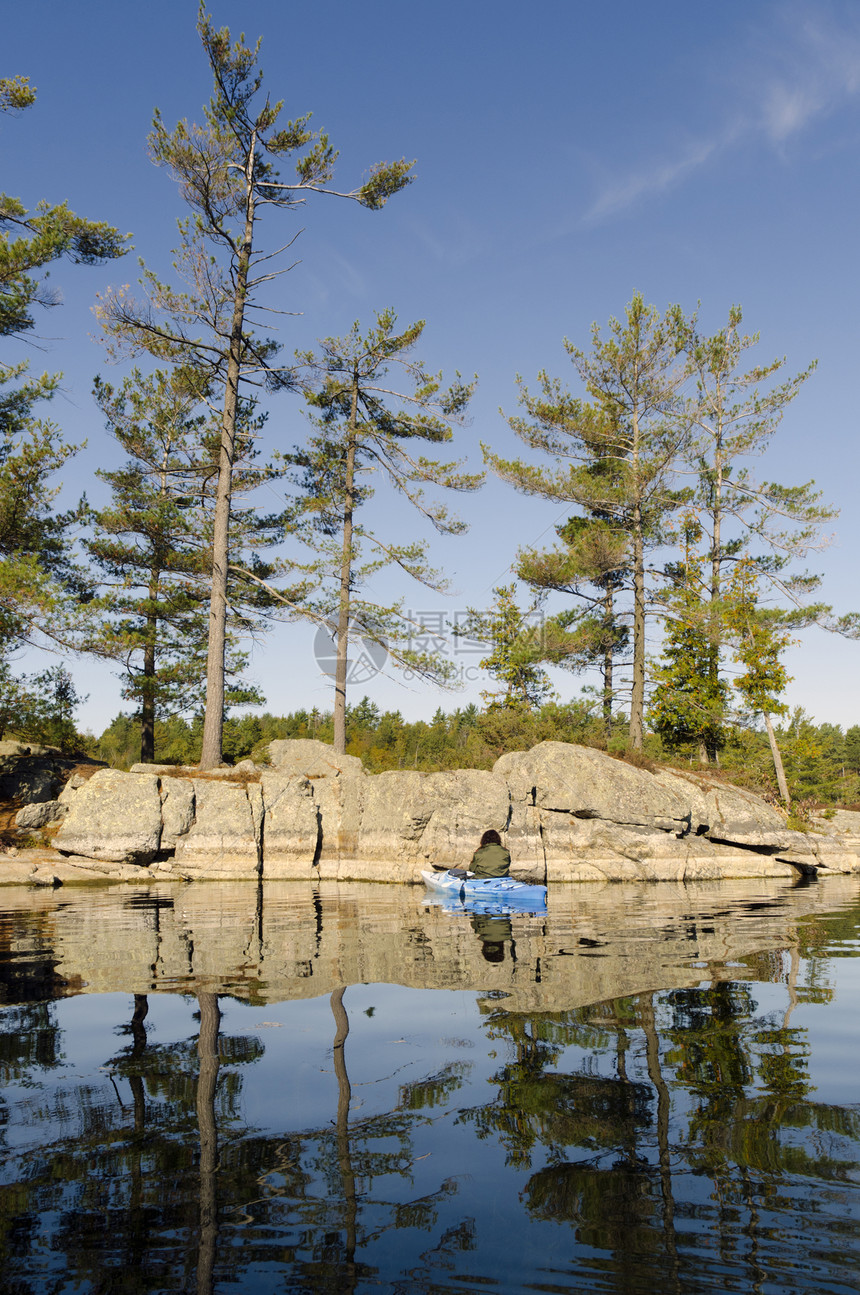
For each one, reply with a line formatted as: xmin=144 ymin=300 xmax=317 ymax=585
xmin=5 ymin=0 xmax=859 ymax=735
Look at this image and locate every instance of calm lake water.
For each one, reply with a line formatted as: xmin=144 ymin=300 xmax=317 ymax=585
xmin=1 ymin=874 xmax=858 ymax=1294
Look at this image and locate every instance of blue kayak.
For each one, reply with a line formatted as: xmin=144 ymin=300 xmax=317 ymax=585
xmin=421 ymin=869 xmax=547 ymax=910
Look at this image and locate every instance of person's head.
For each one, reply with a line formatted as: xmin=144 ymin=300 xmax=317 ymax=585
xmin=481 ymin=941 xmax=504 ymax=963
xmin=479 ymin=829 xmax=502 ymax=847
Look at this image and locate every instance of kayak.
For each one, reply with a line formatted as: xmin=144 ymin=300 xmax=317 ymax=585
xmin=422 ymin=888 xmax=546 ymax=918
xmin=421 ymin=869 xmax=547 ymax=910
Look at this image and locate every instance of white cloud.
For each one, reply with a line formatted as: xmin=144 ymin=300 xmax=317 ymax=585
xmin=585 ymin=2 xmax=860 ymax=222
xmin=756 ymin=6 xmax=860 ymax=141
xmin=761 ymin=83 xmax=824 ymax=143
xmin=586 ymin=134 xmax=730 ymax=223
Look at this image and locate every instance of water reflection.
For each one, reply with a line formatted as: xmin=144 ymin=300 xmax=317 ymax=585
xmin=470 ymin=912 xmax=516 ymax=963
xmin=331 ymin=986 xmax=357 ymax=1288
xmin=196 ymin=993 xmax=220 ymax=1295
xmin=0 ymin=876 xmax=858 ymax=1292
xmin=1 ymin=874 xmax=857 ymax=1010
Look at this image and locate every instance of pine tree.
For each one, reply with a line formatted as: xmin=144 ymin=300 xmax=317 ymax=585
xmin=286 ymin=309 xmax=480 ymax=752
xmin=516 ymin=513 xmax=630 ymax=739
xmin=683 ymin=309 xmax=825 ymax=713
xmin=725 ymin=560 xmax=793 ymax=805
xmin=86 ymin=368 xmax=281 ymax=761
xmin=649 ymin=515 xmax=730 ymax=761
xmin=844 ymin=726 xmax=860 ymax=775
xmin=455 ymin=584 xmax=555 ymax=711
xmin=1 ymin=74 xmax=128 ymax=719
xmin=489 ymin=398 xmax=629 ymax=732
xmin=0 ymin=660 xmax=85 ymax=750
xmin=94 ymin=8 xmax=413 ymax=767
xmin=490 ymin=294 xmax=690 ymax=748
xmin=672 ymin=307 xmax=859 ymax=761
xmin=684 ymin=307 xmax=823 ymax=608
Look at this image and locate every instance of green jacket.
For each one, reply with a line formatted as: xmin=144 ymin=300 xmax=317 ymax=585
xmin=469 ymin=841 xmax=511 ymax=878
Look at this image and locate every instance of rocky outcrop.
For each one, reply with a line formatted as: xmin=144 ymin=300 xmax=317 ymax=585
xmin=492 ymin=743 xmax=809 ymax=882
xmin=14 ymin=799 xmax=66 ymax=830
xmin=497 ymin=743 xmax=690 ymax=831
xmin=259 ymin=773 xmax=320 ymax=877
xmin=31 ymin=738 xmax=860 ymax=884
xmin=159 ymin=776 xmax=196 ymax=848
xmin=52 ymin=769 xmax=163 ymax=864
xmin=3 ymin=748 xmax=100 ymax=845
xmin=267 ymin=738 xmax=364 ymax=779
xmin=0 ymin=741 xmax=87 ymax=805
xmin=259 ymin=740 xmax=367 ymax=877
xmin=171 ymin=778 xmax=263 ymax=878
xmin=346 ymin=768 xmax=510 ymax=881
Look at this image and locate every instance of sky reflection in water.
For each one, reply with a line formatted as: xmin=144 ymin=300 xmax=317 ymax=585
xmin=1 ymin=875 xmax=859 ymax=1293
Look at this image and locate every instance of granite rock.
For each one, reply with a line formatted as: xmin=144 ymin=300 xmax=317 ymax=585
xmin=172 ymin=779 xmax=261 ymax=878
xmin=53 ymin=769 xmax=162 ymax=864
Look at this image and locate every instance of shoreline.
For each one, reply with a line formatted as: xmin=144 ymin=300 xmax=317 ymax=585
xmin=4 ymin=739 xmax=860 ymax=887
xmin=2 ymin=841 xmax=857 ymax=888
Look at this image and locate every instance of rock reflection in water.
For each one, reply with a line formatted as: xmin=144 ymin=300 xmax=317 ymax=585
xmin=0 ymin=874 xmax=855 ymax=1008
xmin=0 ymin=876 xmax=858 ymax=1293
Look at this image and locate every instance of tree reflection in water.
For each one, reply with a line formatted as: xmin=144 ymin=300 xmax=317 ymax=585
xmin=0 ymin=884 xmax=859 ymax=1292
xmin=465 ymin=997 xmax=674 ymax=1288
xmin=330 ymin=985 xmax=357 ymax=1288
xmin=283 ymin=984 xmax=472 ymax=1292
xmin=462 ymin=969 xmax=859 ymax=1293
xmin=0 ymin=986 xmax=471 ymax=1290
xmin=195 ymin=993 xmax=220 ymax=1295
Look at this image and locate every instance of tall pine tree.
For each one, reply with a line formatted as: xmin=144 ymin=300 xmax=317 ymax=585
xmin=653 ymin=307 xmax=857 ymax=763
xmin=86 ymin=366 xmax=299 ymax=762
xmin=95 ymin=8 xmax=413 ymax=767
xmin=725 ymin=559 xmax=793 ymax=805
xmin=648 ymin=515 xmax=730 ymax=761
xmin=286 ymin=309 xmax=480 ymax=753
xmin=1 ymin=75 xmax=128 ymax=731
xmin=490 ymin=294 xmax=690 ymax=748
xmin=454 ymin=584 xmax=556 ymax=711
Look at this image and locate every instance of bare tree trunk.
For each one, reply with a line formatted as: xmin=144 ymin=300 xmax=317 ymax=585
xmin=639 ymin=992 xmax=681 ymax=1293
xmin=630 ymin=503 xmax=645 ymax=750
xmin=602 ymin=583 xmax=614 ymax=740
xmin=704 ymin=422 xmax=725 ymax=765
xmin=629 ymin=403 xmax=645 ymax=751
xmin=141 ymin=582 xmax=158 ymax=764
xmin=784 ymin=942 xmax=800 ymax=1030
xmin=126 ymin=995 xmax=149 ymax=1271
xmin=142 ymin=450 xmax=172 ymax=765
xmin=200 ymin=135 xmax=256 ymax=769
xmin=129 ymin=994 xmax=149 ymax=1133
xmin=333 ymin=370 xmax=359 ymax=754
xmin=764 ymin=711 xmax=791 ymax=808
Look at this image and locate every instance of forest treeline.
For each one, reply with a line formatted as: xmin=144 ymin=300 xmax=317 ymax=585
xmin=2 ymin=12 xmax=858 ymax=806
xmin=91 ymin=699 xmax=860 ymax=814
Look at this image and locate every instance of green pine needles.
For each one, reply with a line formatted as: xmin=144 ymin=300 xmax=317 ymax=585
xmin=284 ymin=309 xmax=480 ymax=753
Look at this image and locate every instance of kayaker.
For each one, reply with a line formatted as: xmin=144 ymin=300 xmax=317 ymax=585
xmin=470 ymin=913 xmax=514 ymax=963
xmin=469 ymin=829 xmax=511 ymax=879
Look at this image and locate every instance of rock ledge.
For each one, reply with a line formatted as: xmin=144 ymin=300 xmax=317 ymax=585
xmin=6 ymin=739 xmax=858 ymax=885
